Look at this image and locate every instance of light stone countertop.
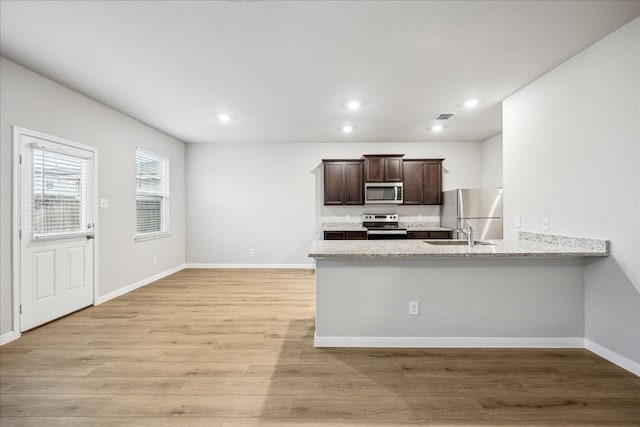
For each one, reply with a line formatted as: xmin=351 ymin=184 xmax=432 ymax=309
xmin=309 ymin=232 xmax=609 ymax=259
xmin=322 ymin=222 xmax=452 ymax=232
xmin=404 ymin=225 xmax=452 ymax=232
xmin=322 ymin=223 xmax=367 ymax=232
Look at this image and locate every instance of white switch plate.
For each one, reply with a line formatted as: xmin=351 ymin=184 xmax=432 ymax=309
xmin=543 ymin=218 xmax=550 ymax=231
xmin=99 ymin=198 xmax=109 ymax=208
xmin=409 ymin=301 xmax=419 ymax=315
xmin=514 ymin=216 xmax=521 ymax=228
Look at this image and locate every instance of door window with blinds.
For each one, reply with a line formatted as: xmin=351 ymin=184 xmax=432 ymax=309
xmin=31 ymin=143 xmax=94 ymax=239
xmin=136 ymin=149 xmax=170 ymax=240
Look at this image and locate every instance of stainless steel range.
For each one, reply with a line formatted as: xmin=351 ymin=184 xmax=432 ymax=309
xmin=363 ymin=213 xmax=407 ymax=240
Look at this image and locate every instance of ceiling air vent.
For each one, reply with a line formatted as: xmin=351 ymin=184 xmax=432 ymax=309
xmin=434 ymin=112 xmax=457 ymax=120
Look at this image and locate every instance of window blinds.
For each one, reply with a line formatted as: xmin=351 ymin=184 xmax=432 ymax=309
xmin=136 ymin=149 xmax=169 ymax=235
xmin=32 ymin=146 xmax=93 ymax=238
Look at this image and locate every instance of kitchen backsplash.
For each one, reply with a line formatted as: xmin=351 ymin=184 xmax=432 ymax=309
xmin=320 ymin=214 xmax=441 ymax=227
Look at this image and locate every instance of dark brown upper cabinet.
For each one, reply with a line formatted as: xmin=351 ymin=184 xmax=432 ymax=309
xmin=363 ymin=155 xmax=404 ymax=182
xmin=402 ymin=159 xmax=443 ymax=205
xmin=402 ymin=160 xmax=424 ymax=205
xmin=423 ymin=160 xmax=443 ymax=205
xmin=322 ymin=160 xmax=364 ymax=205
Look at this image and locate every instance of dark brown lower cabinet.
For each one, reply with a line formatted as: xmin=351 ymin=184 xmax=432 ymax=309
xmin=345 ymin=231 xmax=367 ymax=240
xmin=324 ymin=231 xmax=367 ymax=240
xmin=407 ymin=230 xmax=451 ymax=239
xmin=429 ymin=231 xmax=451 ymax=239
xmin=406 ymin=231 xmax=430 ymax=239
xmin=327 ymin=230 xmax=449 ymax=240
xmin=324 ymin=231 xmax=346 ymax=240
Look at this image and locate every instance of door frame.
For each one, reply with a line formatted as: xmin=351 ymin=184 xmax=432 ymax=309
xmin=12 ymin=126 xmax=100 ymax=335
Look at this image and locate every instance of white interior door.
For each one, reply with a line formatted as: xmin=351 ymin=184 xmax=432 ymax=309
xmin=18 ymin=130 xmax=96 ymax=332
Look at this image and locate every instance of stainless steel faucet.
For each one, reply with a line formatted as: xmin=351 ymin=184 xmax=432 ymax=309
xmin=458 ymin=222 xmax=474 ymax=248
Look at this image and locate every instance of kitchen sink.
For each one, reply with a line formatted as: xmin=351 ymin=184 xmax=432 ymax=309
xmin=424 ymin=240 xmax=496 ymax=246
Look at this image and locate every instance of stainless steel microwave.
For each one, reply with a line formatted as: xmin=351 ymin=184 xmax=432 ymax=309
xmin=364 ymin=182 xmax=403 ymax=204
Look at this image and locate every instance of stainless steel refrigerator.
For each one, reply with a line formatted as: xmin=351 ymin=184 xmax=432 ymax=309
xmin=441 ymin=188 xmax=503 ymax=240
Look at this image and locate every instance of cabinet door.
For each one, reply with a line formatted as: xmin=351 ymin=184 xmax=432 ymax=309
xmin=323 ymin=162 xmax=344 ymax=205
xmin=407 ymin=231 xmax=430 ymax=239
xmin=429 ymin=231 xmax=451 ymax=239
xmin=345 ymin=231 xmax=367 ymax=240
xmin=364 ymin=157 xmax=384 ymax=182
xmin=384 ymin=157 xmax=403 ymax=182
xmin=402 ymin=161 xmax=424 ymax=205
xmin=344 ymin=162 xmax=364 ymax=205
xmin=324 ymin=231 xmax=345 ymax=240
xmin=423 ymin=161 xmax=443 ymax=205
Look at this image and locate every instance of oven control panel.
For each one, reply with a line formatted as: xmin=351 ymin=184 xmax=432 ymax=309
xmin=363 ymin=214 xmax=398 ymax=222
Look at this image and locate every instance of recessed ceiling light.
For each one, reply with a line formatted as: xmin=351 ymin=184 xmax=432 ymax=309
xmin=347 ymin=100 xmax=361 ymax=111
xmin=341 ymin=125 xmax=355 ymax=133
xmin=464 ymin=99 xmax=479 ymax=108
xmin=431 ymin=125 xmax=443 ymax=132
xmin=217 ymin=113 xmax=231 ymax=123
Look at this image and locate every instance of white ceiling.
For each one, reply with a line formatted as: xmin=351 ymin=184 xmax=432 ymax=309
xmin=1 ymin=1 xmax=639 ymax=144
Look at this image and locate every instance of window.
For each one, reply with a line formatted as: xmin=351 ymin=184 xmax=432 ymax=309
xmin=31 ymin=144 xmax=94 ymax=239
xmin=136 ymin=149 xmax=170 ymax=240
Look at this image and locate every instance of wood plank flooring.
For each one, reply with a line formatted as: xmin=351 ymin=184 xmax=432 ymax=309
xmin=1 ymin=268 xmax=639 ymax=426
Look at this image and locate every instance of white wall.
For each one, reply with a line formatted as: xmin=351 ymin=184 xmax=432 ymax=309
xmin=0 ymin=57 xmax=186 ymax=336
xmin=503 ymin=18 xmax=640 ymax=366
xmin=186 ymin=141 xmax=483 ymax=266
xmin=482 ymin=133 xmax=502 ymax=189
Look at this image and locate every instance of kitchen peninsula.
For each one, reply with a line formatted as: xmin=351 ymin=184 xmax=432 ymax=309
xmin=309 ymin=232 xmax=609 ymax=348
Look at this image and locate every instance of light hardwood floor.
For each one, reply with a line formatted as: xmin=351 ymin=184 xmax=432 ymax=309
xmin=1 ymin=268 xmax=639 ymax=426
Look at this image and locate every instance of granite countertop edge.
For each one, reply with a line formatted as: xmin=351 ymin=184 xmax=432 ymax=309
xmin=309 ymin=251 xmax=609 ymax=259
xmin=308 ymin=232 xmax=609 ymax=259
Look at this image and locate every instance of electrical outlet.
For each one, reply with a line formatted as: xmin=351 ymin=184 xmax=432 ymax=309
xmin=152 ymin=256 xmax=158 ymax=265
xmin=249 ymin=248 xmax=255 ymax=255
xmin=409 ymin=301 xmax=419 ymax=315
xmin=99 ymin=198 xmax=109 ymax=208
xmin=542 ymin=218 xmax=550 ymax=231
xmin=515 ymin=216 xmax=521 ymax=228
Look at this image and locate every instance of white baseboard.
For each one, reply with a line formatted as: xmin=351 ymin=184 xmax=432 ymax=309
xmin=0 ymin=330 xmax=20 ymax=346
xmin=585 ymin=339 xmax=640 ymax=377
xmin=314 ymin=335 xmax=585 ymax=348
xmin=94 ymin=264 xmax=186 ymax=305
xmin=186 ymin=263 xmax=315 ymax=269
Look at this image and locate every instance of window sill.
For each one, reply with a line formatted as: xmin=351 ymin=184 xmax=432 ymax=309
xmin=135 ymin=231 xmax=172 ymax=242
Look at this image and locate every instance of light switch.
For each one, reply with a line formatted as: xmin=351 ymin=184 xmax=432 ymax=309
xmin=514 ymin=216 xmax=521 ymax=228
xmin=100 ymin=198 xmax=109 ymax=208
